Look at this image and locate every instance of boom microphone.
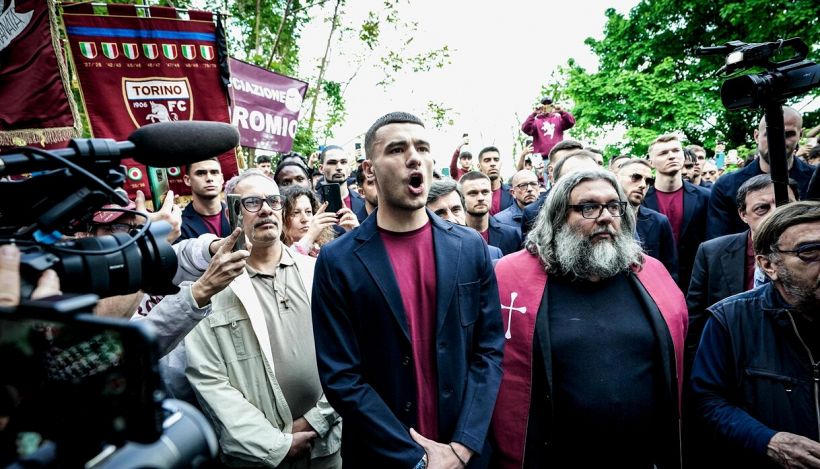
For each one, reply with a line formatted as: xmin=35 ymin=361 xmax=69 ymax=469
xmin=0 ymin=121 xmax=240 ymax=175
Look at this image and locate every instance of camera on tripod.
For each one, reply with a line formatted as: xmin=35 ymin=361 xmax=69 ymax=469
xmin=696 ymin=37 xmax=820 ymax=111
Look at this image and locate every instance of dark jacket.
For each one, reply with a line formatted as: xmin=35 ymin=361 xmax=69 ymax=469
xmin=636 ymin=205 xmax=679 ymax=283
xmin=643 ymin=181 xmax=710 ymax=294
xmin=178 ymin=201 xmax=230 ymax=243
xmin=685 ymin=231 xmax=749 ymax=370
xmin=691 ymin=284 xmax=819 ymax=468
xmin=496 ymin=183 xmax=515 ymax=215
xmin=706 ymin=157 xmax=815 ymax=240
xmin=520 ymin=191 xmax=548 ymax=238
xmin=311 ymin=210 xmax=505 ymax=468
xmin=488 ymin=216 xmax=522 ymax=256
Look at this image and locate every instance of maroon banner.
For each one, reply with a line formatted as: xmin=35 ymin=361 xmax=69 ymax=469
xmin=62 ymin=5 xmax=237 ymax=197
xmin=229 ymin=58 xmax=307 ymax=152
xmin=0 ymin=0 xmax=79 ymax=146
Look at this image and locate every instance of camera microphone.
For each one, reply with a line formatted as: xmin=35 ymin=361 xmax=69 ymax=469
xmin=0 ymin=121 xmax=240 ymax=175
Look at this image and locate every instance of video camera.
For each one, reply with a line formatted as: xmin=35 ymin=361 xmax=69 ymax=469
xmin=696 ymin=37 xmax=820 ymax=111
xmin=696 ymin=37 xmax=820 ymax=205
xmin=0 ymin=121 xmax=239 ymax=467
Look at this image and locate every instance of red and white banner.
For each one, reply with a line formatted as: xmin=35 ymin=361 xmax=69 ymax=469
xmin=63 ymin=4 xmax=237 ymax=197
xmin=0 ymin=0 xmax=79 ymax=147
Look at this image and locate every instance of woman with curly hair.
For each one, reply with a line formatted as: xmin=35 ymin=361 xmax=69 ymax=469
xmin=280 ymin=185 xmax=336 ymax=257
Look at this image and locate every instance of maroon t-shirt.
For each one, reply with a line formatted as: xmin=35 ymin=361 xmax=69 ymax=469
xmin=654 ymin=188 xmax=684 ymax=244
xmin=491 ymin=187 xmax=503 ymax=215
xmin=380 ymin=222 xmax=439 ymax=440
xmin=343 ymin=194 xmax=351 ymax=210
xmin=480 ymin=228 xmax=490 ymax=244
xmin=201 ymin=212 xmax=224 ymax=237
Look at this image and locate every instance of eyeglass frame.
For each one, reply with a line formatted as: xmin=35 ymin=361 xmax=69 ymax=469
xmin=772 ymin=242 xmax=820 ymax=263
xmin=514 ymin=181 xmax=540 ymax=190
xmin=628 ymin=173 xmax=655 ymax=186
xmin=92 ymin=222 xmax=145 ymax=234
xmin=568 ymin=201 xmax=628 ymax=219
xmin=240 ymin=195 xmax=285 ymax=212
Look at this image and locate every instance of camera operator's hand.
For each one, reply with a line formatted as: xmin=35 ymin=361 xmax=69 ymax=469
xmin=0 ymin=245 xmax=61 ymax=307
xmin=135 ymin=190 xmax=182 ymax=243
xmin=191 ymin=229 xmax=249 ymax=308
xmin=286 ymin=430 xmax=318 ymax=460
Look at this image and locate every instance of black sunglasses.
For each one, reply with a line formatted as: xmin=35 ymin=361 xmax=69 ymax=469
xmin=774 ymin=242 xmax=820 ymax=263
xmin=629 ymin=173 xmax=655 ymax=186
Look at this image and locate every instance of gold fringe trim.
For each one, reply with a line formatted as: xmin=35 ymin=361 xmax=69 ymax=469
xmin=0 ymin=127 xmax=77 ymax=147
xmin=49 ymin=0 xmax=82 ymax=139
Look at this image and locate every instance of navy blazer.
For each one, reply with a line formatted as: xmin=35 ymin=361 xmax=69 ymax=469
xmin=311 ymin=210 xmax=505 ymax=468
xmin=177 ymin=201 xmax=230 ymax=243
xmin=496 ymin=183 xmax=515 ymax=214
xmin=706 ymin=157 xmax=815 ymax=240
xmin=636 ymin=205 xmax=679 ymax=283
xmin=520 ymin=191 xmax=549 ymax=238
xmin=684 ymin=231 xmax=748 ymax=370
xmin=643 ymin=181 xmax=710 ymax=294
xmin=488 ymin=216 xmax=522 ymax=256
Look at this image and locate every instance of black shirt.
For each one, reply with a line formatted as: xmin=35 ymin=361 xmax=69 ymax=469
xmin=543 ymin=272 xmax=665 ymax=467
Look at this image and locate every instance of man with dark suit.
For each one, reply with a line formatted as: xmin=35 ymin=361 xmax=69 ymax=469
xmin=707 ymin=106 xmax=814 ymax=239
xmin=317 ymin=145 xmax=368 ymax=223
xmin=311 ymin=112 xmax=504 ymax=469
xmin=476 ymin=146 xmax=514 ymax=215
xmin=685 ymin=174 xmax=798 ymax=368
xmin=615 ymin=159 xmax=679 ymax=281
xmin=643 ymin=134 xmax=710 ymax=293
xmin=460 ymin=171 xmax=522 ymax=256
xmin=178 ymin=158 xmax=231 ymax=242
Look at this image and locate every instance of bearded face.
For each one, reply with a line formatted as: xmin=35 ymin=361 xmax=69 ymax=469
xmin=552 ymin=220 xmax=644 ymax=280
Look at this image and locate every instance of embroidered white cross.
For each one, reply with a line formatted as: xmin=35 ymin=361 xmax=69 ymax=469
xmin=502 ymin=292 xmax=527 ymax=340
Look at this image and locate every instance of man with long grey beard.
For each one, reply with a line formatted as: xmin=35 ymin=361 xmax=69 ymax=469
xmin=489 ymin=169 xmax=688 ymax=469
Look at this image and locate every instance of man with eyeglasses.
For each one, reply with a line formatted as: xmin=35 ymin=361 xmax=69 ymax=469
xmin=185 ymin=169 xmax=342 ymax=468
xmin=691 ymin=200 xmax=820 ymax=469
xmin=495 ymin=170 xmax=540 ymax=232
xmin=644 ymin=134 xmax=711 ymax=293
xmin=491 ymin=168 xmax=687 ymax=468
xmin=615 ymin=159 xmax=679 ymax=282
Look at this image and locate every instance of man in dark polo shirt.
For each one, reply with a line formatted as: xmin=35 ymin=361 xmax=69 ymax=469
xmin=643 ymin=134 xmax=710 ymax=293
xmin=179 ymin=158 xmax=230 ymax=242
xmin=311 ymin=112 xmax=504 ymax=468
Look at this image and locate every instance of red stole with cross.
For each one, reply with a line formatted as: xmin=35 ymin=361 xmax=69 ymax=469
xmin=490 ymin=250 xmax=687 ymax=469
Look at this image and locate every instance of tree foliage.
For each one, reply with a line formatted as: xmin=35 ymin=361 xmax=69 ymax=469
xmin=560 ymin=0 xmax=820 ymax=157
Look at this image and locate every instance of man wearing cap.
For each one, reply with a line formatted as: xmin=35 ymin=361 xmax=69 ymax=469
xmin=179 ymin=158 xmax=231 ymax=242
xmin=521 ymin=97 xmax=576 ymax=159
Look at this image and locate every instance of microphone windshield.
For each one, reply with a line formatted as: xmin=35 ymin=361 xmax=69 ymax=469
xmin=127 ymin=121 xmax=240 ymax=167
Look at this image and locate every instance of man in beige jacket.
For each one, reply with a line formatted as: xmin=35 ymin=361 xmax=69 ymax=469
xmin=185 ymin=169 xmax=341 ymax=468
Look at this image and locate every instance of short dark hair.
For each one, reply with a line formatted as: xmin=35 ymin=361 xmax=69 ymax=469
xmin=753 ymin=200 xmax=820 ymax=256
xmin=548 ymin=139 xmax=584 ymax=160
xmin=478 ymin=146 xmax=500 ymax=160
xmin=552 ymin=150 xmax=597 ymax=180
xmin=255 ymin=154 xmax=272 ymax=165
xmin=273 ymin=160 xmax=310 ymax=185
xmin=319 ymin=145 xmax=345 ymax=164
xmin=363 ymin=112 xmax=425 ymax=160
xmin=459 ymin=150 xmax=473 ymax=160
xmin=683 ymin=147 xmax=697 ymax=163
xmin=459 ymin=170 xmax=490 ymax=185
xmin=735 ymin=174 xmax=799 ymax=211
xmin=427 ymin=179 xmax=464 ymax=208
xmin=185 ymin=157 xmax=220 ymax=175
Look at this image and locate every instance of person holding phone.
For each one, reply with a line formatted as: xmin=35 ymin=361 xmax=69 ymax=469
xmin=521 ymin=97 xmax=576 ymax=159
xmin=318 ymin=145 xmax=367 ymax=224
xmin=281 ymin=186 xmax=337 ymax=257
xmin=448 ymin=133 xmax=473 ymax=181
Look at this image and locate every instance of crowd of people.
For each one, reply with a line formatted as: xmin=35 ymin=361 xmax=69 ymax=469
xmin=1 ymin=100 xmax=819 ymax=469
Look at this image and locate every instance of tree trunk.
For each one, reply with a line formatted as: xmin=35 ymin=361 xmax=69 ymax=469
xmin=266 ymin=0 xmax=294 ymax=69
xmin=306 ymin=0 xmax=341 ymax=134
xmin=253 ymin=0 xmax=262 ymax=55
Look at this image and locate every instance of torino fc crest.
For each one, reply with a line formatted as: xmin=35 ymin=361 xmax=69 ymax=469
xmin=122 ymin=77 xmax=193 ymax=127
